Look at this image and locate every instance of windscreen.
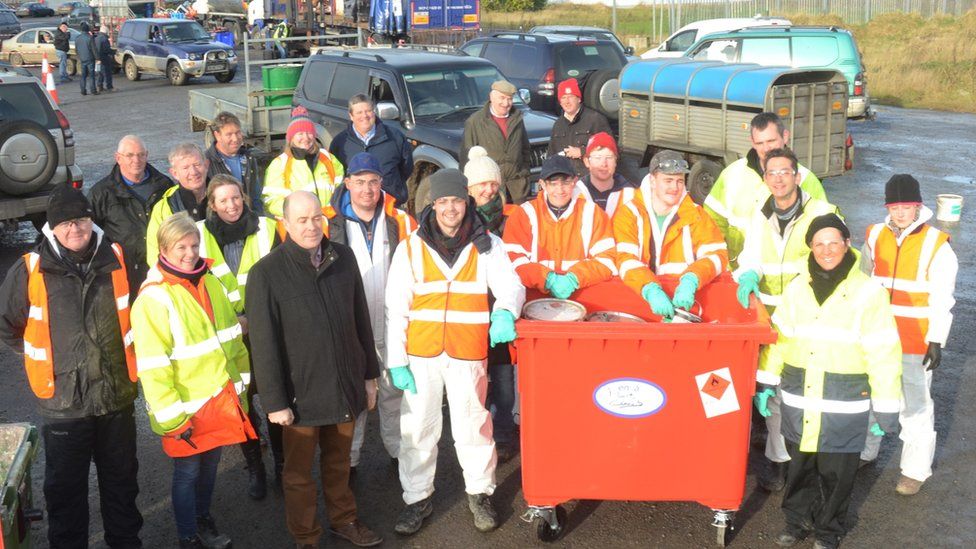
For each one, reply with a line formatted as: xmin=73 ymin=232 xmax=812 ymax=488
xmin=403 ymin=65 xmax=525 ymax=117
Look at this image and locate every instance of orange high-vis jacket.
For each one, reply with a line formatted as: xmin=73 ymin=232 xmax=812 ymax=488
xmin=865 ymin=221 xmax=951 ymax=355
xmin=613 ymin=186 xmax=728 ymax=295
xmin=502 ymin=191 xmax=616 ymax=292
xmin=23 ymin=243 xmax=136 ymax=399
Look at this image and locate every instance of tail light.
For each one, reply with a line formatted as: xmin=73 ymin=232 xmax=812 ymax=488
xmin=844 ymin=133 xmax=854 ymax=171
xmin=853 ymin=72 xmax=865 ymax=96
xmin=55 ymin=109 xmax=74 ymax=148
xmin=538 ymin=68 xmax=555 ymax=96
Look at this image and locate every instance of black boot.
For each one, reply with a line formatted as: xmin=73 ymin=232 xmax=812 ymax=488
xmin=272 ymin=451 xmax=284 ymax=494
xmin=241 ymin=439 xmax=267 ymax=500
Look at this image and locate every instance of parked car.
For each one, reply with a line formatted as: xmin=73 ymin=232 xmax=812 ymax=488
xmin=685 ymin=26 xmax=871 ymax=118
xmin=291 ymin=47 xmax=556 ymax=213
xmin=15 ymin=2 xmax=55 ymax=17
xmin=0 ymin=26 xmax=79 ymax=74
xmin=528 ymin=25 xmax=636 ymax=59
xmin=65 ymin=5 xmax=97 ymax=30
xmin=115 ymin=18 xmax=237 ymax=85
xmin=0 ymin=74 xmax=83 ymax=230
xmin=641 ymin=16 xmax=791 ymax=59
xmin=56 ymin=1 xmax=86 ymax=16
xmin=0 ymin=8 xmax=21 ymax=41
xmin=460 ymin=32 xmax=627 ymax=121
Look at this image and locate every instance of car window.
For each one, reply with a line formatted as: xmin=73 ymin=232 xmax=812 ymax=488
xmin=667 ymin=30 xmax=698 ymax=52
xmin=368 ymin=74 xmax=396 ymax=104
xmin=0 ymin=82 xmax=57 ymax=128
xmin=554 ymin=43 xmax=623 ymax=80
xmin=481 ymin=41 xmax=513 ymax=75
xmin=160 ymin=22 xmax=210 ymax=42
xmin=403 ymin=65 xmax=520 ymax=117
xmin=17 ymin=30 xmax=36 ymax=44
xmin=459 ymin=41 xmax=483 ymax=57
xmin=38 ymin=31 xmax=53 ymax=43
xmin=792 ymin=36 xmax=839 ymax=67
xmin=504 ymin=43 xmax=544 ymax=80
xmin=327 ymin=64 xmax=367 ymax=107
xmin=301 ymin=61 xmax=336 ymax=105
xmin=119 ymin=23 xmax=133 ymax=39
xmin=691 ymin=39 xmax=739 ymax=62
xmin=740 ymin=38 xmax=791 ymax=66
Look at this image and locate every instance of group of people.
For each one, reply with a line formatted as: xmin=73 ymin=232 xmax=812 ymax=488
xmin=0 ymin=74 xmax=956 ymax=549
xmin=54 ymin=20 xmax=114 ymax=94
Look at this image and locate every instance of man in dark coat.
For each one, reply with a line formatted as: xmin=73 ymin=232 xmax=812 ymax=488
xmin=89 ymin=135 xmax=173 ymax=292
xmin=329 ymin=94 xmax=414 ymax=207
xmin=460 ymin=80 xmax=532 ymax=204
xmin=205 ymin=111 xmax=265 ymax=213
xmin=94 ymin=25 xmax=114 ymax=92
xmin=53 ymin=21 xmax=72 ymax=83
xmin=74 ymin=22 xmax=98 ymax=95
xmin=547 ymin=78 xmax=613 ymax=177
xmin=0 ymin=186 xmax=143 ymax=548
xmin=246 ymin=191 xmax=383 ymax=548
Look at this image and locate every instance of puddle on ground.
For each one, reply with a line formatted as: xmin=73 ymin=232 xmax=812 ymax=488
xmin=944 ymin=175 xmax=974 ymax=185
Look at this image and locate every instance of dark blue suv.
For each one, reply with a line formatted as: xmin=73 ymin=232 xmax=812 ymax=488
xmin=115 ymin=18 xmax=237 ymax=86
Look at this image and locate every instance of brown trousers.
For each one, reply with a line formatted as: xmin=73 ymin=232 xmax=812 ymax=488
xmin=282 ymin=422 xmax=357 ymax=544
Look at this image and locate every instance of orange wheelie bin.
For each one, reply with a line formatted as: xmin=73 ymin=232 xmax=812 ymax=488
xmin=515 ymin=276 xmax=776 ymax=545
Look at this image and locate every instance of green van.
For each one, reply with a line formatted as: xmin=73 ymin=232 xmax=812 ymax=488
xmin=685 ymin=26 xmax=871 ymax=118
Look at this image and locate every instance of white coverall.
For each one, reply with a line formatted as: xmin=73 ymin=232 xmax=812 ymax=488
xmin=385 ymin=232 xmax=525 ymax=505
xmin=859 ymin=206 xmax=957 ymax=482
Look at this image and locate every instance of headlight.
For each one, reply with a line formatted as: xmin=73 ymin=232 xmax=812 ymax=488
xmin=187 ymin=53 xmax=201 ymax=61
xmin=227 ymin=50 xmax=235 ymax=58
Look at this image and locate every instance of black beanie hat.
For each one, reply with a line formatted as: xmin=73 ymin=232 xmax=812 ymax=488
xmin=884 ymin=174 xmax=923 ymax=205
xmin=47 ymin=184 xmax=94 ymax=228
xmin=429 ymin=169 xmax=468 ymax=202
xmin=805 ymin=213 xmax=850 ymax=246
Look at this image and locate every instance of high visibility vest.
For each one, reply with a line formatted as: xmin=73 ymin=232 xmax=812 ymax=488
xmin=262 ymin=149 xmax=343 ymax=219
xmin=131 ymin=267 xmax=250 ymax=436
xmin=146 ymin=186 xmax=200 ymax=267
xmin=404 ymin=234 xmax=490 ymax=361
xmin=22 ymin=243 xmax=136 ymax=399
xmin=197 ymin=216 xmax=277 ymax=314
xmin=866 ymin=223 xmax=949 ymax=355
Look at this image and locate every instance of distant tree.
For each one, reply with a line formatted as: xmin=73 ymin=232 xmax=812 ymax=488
xmin=484 ymin=0 xmax=547 ymax=12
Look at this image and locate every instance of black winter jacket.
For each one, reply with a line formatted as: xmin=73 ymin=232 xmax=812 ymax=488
xmin=53 ymin=28 xmax=70 ymax=53
xmin=205 ymin=143 xmax=265 ymax=214
xmin=328 ymin=121 xmax=414 ymax=206
xmin=547 ymin=105 xmax=613 ymax=177
xmin=246 ymin=238 xmax=380 ymax=426
xmin=88 ymin=163 xmax=173 ymax=291
xmin=74 ymin=31 xmax=97 ymax=64
xmin=94 ymin=32 xmax=112 ymax=61
xmin=0 ymin=229 xmax=138 ymax=419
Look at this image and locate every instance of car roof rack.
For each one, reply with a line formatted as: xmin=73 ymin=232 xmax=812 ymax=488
xmin=730 ymin=25 xmax=839 ymax=33
xmin=393 ymin=43 xmax=461 ymax=54
xmin=490 ymin=32 xmax=550 ymax=42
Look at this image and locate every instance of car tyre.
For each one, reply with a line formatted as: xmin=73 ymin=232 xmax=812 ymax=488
xmin=67 ymin=58 xmax=78 ymax=76
xmin=9 ymin=53 xmax=23 ymax=66
xmin=0 ymin=120 xmax=60 ymax=196
xmin=214 ymin=70 xmax=236 ymax=83
xmin=124 ymin=57 xmax=140 ymax=81
xmin=582 ymin=69 xmax=621 ymax=121
xmin=687 ymin=159 xmax=723 ymax=205
xmin=168 ymin=61 xmax=188 ymax=86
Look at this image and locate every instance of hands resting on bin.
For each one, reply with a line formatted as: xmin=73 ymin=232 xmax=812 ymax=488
xmin=641 ymin=273 xmax=699 ymax=320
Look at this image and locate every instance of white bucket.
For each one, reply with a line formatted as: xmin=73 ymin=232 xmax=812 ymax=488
xmin=936 ymin=194 xmax=964 ymax=222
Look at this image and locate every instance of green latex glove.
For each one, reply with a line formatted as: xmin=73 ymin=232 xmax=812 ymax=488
xmin=489 ymin=310 xmax=517 ymax=348
xmin=641 ymin=282 xmax=675 ymax=319
xmin=545 ymin=272 xmax=580 ymax=299
xmin=869 ymin=423 xmax=885 ymax=437
xmin=736 ymin=270 xmax=761 ymax=309
xmin=389 ymin=366 xmax=417 ymax=394
xmin=672 ymin=273 xmax=699 ymax=310
xmin=754 ymin=388 xmax=776 ymax=418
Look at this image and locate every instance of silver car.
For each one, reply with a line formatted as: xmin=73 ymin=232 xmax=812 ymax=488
xmin=0 ymin=27 xmax=81 ymax=74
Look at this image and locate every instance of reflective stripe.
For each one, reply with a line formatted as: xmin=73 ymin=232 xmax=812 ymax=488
xmin=681 ymin=226 xmax=694 ymax=266
xmin=24 ymin=342 xmax=47 ymax=361
xmin=137 ymin=355 xmax=171 ymax=372
xmin=216 ymin=324 xmax=243 ymax=343
xmin=658 ymin=263 xmax=687 ymax=275
xmin=890 ymin=304 xmax=930 ymax=319
xmin=580 ymin=200 xmax=594 ymax=253
xmin=408 ymin=309 xmax=490 ymax=324
xmin=759 ymin=292 xmax=782 ymax=307
xmin=703 ymin=194 xmax=728 ymax=218
xmin=262 ymin=186 xmax=291 ymax=196
xmin=28 ymin=306 xmax=43 ymax=320
xmin=697 ymin=242 xmax=727 ymax=255
xmin=239 ymin=372 xmax=251 ymax=385
xmin=210 ymin=263 xmax=232 ymax=277
xmin=596 ymin=257 xmax=616 ymax=272
xmin=504 ymin=243 xmax=531 ymax=257
xmin=872 ymin=275 xmax=930 ymax=293
xmin=521 ymin=201 xmax=539 ymax=261
xmin=762 ymin=263 xmax=804 ymax=276
xmin=226 ymin=290 xmax=241 ymax=303
xmin=413 ymin=281 xmax=486 ymax=295
xmin=123 ymin=330 xmax=134 ymax=347
xmin=872 ymin=398 xmax=900 ymax=414
xmin=707 ymin=254 xmax=722 ymax=275
xmin=619 ymin=259 xmax=645 ymax=278
xmin=590 ymin=238 xmax=614 ymax=256
xmin=792 ymin=324 xmax=859 ymax=344
xmin=170 ymin=336 xmax=221 ymax=361
xmin=116 ymin=295 xmax=129 ymax=310
xmin=511 ymin=257 xmax=530 ymax=268
xmin=617 ymin=242 xmax=639 ymax=256
xmin=861 ymin=328 xmax=901 ymax=347
xmin=235 ymin=380 xmax=246 ymax=395
xmin=756 ymin=369 xmax=780 ymax=385
xmin=237 ymin=273 xmax=248 ymax=286
xmin=781 ymin=390 xmax=871 ymax=414
xmin=152 ymin=400 xmax=185 ymax=423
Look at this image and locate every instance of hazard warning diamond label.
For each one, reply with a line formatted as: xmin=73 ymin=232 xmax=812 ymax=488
xmin=695 ymin=367 xmax=739 ymax=418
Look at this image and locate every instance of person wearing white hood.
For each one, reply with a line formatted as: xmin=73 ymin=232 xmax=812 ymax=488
xmin=857 ymin=174 xmax=958 ymax=496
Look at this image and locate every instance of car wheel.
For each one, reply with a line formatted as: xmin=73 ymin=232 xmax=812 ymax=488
xmin=214 ymin=70 xmax=236 ymax=83
xmin=167 ymin=61 xmax=187 ymax=86
xmin=124 ymin=57 xmax=140 ymax=81
xmin=67 ymin=58 xmax=77 ymax=76
xmin=582 ymin=69 xmax=621 ymax=121
xmin=0 ymin=120 xmax=60 ymax=196
xmin=687 ymin=159 xmax=723 ymax=205
xmin=9 ymin=53 xmax=23 ymax=66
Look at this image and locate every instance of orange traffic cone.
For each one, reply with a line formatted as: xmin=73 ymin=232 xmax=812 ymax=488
xmin=42 ymin=53 xmax=59 ymax=104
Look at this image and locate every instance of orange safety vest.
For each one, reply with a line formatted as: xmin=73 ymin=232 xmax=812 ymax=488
xmin=404 ymin=235 xmax=490 ymax=361
xmin=23 ymin=243 xmax=136 ymax=399
xmin=866 ymin=222 xmax=949 ymax=355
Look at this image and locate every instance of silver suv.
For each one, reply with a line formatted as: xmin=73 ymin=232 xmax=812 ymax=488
xmin=0 ymin=73 xmax=83 ymax=230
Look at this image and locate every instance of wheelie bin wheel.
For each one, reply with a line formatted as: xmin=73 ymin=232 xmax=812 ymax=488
xmin=712 ymin=509 xmax=735 ymax=547
xmin=536 ymin=505 xmax=566 ymax=542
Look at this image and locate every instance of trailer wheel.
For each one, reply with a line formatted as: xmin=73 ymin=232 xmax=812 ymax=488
xmin=535 ymin=505 xmax=566 ymax=542
xmin=687 ymin=159 xmax=723 ymax=205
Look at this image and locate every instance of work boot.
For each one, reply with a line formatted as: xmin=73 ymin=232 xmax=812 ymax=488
xmin=329 ymin=519 xmax=383 ymax=547
xmin=895 ymin=475 xmax=924 ymax=495
xmin=760 ymin=460 xmax=787 ymax=492
xmin=467 ymin=493 xmax=498 ymax=532
xmin=196 ymin=515 xmax=232 ymax=548
xmin=241 ymin=440 xmax=267 ymax=500
xmin=97 ymin=85 xmax=104 ymax=93
xmin=774 ymin=528 xmax=808 ymax=547
xmin=272 ymin=451 xmax=284 ymax=494
xmin=394 ymin=496 xmax=433 ymax=536
xmin=813 ymin=537 xmax=839 ymax=549
xmin=179 ymin=536 xmax=205 ymax=549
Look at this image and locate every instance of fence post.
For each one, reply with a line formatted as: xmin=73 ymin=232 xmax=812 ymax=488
xmin=864 ymin=0 xmax=872 ymax=22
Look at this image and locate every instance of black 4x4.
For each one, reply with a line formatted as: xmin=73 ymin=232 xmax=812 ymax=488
xmin=293 ymin=47 xmax=556 ymax=212
xmin=460 ymin=33 xmax=627 ymax=122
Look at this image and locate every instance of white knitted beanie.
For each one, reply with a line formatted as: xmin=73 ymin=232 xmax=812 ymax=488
xmin=463 ymin=146 xmax=502 ymax=186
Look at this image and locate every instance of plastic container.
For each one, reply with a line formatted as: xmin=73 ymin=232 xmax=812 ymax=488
xmin=213 ymin=31 xmax=235 ymax=49
xmin=261 ymin=64 xmax=303 ymax=107
xmin=515 ymin=276 xmax=776 ymax=545
xmin=936 ymin=194 xmax=963 ymax=222
xmin=1 ymin=423 xmax=40 ymax=549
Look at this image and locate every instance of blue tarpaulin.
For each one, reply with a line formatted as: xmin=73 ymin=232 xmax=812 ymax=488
xmin=370 ymin=0 xmax=409 ymax=35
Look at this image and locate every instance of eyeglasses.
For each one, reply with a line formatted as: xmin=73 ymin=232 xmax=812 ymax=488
xmin=767 ymin=168 xmax=796 ymax=178
xmin=56 ymin=218 xmax=93 ymax=229
xmin=118 ymin=152 xmax=148 ymax=160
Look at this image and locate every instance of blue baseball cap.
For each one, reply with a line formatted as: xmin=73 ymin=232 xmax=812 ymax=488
xmin=540 ymin=155 xmax=576 ymax=180
xmin=346 ymin=152 xmax=382 ymax=177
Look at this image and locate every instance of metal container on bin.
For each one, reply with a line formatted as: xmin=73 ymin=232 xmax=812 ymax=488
xmin=1 ymin=423 xmax=41 ymax=549
xmin=514 ymin=277 xmax=776 ymax=545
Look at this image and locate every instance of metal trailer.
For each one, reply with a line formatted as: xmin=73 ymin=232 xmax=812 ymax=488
xmin=618 ymin=58 xmax=850 ymax=204
xmin=0 ymin=423 xmax=41 ymax=549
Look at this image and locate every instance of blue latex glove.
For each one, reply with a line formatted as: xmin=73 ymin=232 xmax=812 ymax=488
xmin=489 ymin=310 xmax=517 ymax=348
xmin=544 ymin=272 xmax=580 ymax=299
xmin=641 ymin=282 xmax=675 ymax=319
xmin=672 ymin=273 xmax=699 ymax=310
xmin=869 ymin=423 xmax=885 ymax=437
xmin=389 ymin=366 xmax=417 ymax=394
xmin=754 ymin=388 xmax=776 ymax=417
xmin=736 ymin=270 xmax=761 ymax=309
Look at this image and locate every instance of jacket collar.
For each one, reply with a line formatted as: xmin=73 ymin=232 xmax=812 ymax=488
xmin=746 ymin=148 xmax=763 ymax=176
xmin=760 ymin=189 xmax=812 ymax=218
xmin=281 ymin=237 xmax=338 ymax=273
xmin=36 ymin=223 xmax=118 ymax=275
xmin=883 ymin=204 xmax=934 ymax=244
xmin=344 ymin=120 xmax=389 ymax=144
xmin=105 ymin=163 xmax=173 ymax=198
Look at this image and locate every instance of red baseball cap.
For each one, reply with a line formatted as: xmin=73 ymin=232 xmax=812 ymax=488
xmin=558 ymin=78 xmax=582 ymax=99
xmin=585 ymin=132 xmax=617 ymax=157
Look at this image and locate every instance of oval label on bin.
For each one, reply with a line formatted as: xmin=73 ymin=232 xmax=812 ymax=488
xmin=592 ymin=378 xmax=666 ymax=418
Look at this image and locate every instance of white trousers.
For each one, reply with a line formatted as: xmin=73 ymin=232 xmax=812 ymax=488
xmin=350 ymin=369 xmax=402 ymax=466
xmin=861 ymin=354 xmax=935 ymax=481
xmin=398 ymin=353 xmax=496 ymax=505
xmin=765 ymin=392 xmax=791 ymax=463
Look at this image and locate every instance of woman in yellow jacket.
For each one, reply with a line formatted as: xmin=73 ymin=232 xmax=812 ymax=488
xmin=131 ymin=212 xmax=255 ymax=549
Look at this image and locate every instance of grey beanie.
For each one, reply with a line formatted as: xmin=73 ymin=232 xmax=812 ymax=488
xmin=429 ymin=169 xmax=468 ymax=202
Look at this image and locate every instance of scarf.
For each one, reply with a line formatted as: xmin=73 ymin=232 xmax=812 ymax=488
xmin=159 ymin=255 xmax=208 ymax=286
xmin=205 ymin=207 xmax=260 ymax=249
xmin=290 ymin=146 xmax=318 ymax=173
xmin=56 ymin=235 xmax=97 ymax=276
xmin=808 ymin=249 xmax=856 ymax=305
xmin=773 ymin=196 xmax=801 ymax=234
xmin=476 ymin=194 xmax=505 ymax=235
